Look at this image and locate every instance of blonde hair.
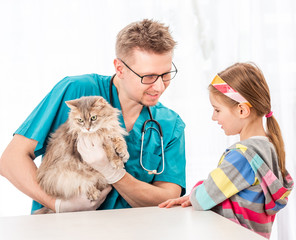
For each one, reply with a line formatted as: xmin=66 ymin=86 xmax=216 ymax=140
xmin=115 ymin=19 xmax=176 ymax=60
xmin=209 ymin=62 xmax=286 ymax=177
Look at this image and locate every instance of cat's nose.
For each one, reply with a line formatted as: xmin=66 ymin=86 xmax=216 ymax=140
xmin=86 ymin=127 xmax=90 ymax=131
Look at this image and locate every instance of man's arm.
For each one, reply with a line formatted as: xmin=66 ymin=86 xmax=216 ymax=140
xmin=0 ymin=134 xmax=56 ymax=211
xmin=77 ymin=137 xmax=182 ymax=208
xmin=113 ymin=173 xmax=182 ymax=207
xmin=0 ymin=134 xmax=112 ymax=213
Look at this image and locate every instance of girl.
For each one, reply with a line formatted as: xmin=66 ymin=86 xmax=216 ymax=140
xmin=159 ymin=62 xmax=294 ymax=239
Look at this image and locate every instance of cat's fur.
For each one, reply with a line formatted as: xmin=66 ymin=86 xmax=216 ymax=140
xmin=35 ymin=96 xmax=129 ymax=214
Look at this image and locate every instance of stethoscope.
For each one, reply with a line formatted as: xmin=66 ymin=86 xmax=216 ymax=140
xmin=109 ymin=74 xmax=165 ymax=175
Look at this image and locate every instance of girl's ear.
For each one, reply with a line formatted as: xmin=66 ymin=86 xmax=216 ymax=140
xmin=113 ymin=58 xmax=124 ymax=78
xmin=237 ymin=103 xmax=251 ymax=119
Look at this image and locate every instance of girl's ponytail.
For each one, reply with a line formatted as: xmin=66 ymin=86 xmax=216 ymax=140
xmin=266 ymin=116 xmax=286 ymax=177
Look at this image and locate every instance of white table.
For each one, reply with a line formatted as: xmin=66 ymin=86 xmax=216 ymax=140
xmin=0 ymin=206 xmax=265 ymax=240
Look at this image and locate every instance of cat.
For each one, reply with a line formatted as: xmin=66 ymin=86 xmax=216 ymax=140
xmin=35 ymin=96 xmax=129 ymax=214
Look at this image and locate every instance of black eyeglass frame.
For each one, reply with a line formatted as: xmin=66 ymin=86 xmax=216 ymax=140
xmin=118 ymin=58 xmax=178 ymax=84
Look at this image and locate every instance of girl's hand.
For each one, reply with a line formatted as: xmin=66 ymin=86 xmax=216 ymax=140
xmin=158 ymin=195 xmax=191 ymax=208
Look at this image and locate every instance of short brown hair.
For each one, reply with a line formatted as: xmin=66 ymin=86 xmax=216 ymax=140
xmin=115 ymin=19 xmax=176 ymax=60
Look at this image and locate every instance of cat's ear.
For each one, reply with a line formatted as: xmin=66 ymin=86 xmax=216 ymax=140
xmin=92 ymin=96 xmax=107 ymax=107
xmin=65 ymin=99 xmax=79 ymax=110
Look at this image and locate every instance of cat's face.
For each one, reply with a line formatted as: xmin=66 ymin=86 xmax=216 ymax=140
xmin=72 ymin=110 xmax=100 ymax=133
xmin=66 ymin=96 xmax=119 ymax=133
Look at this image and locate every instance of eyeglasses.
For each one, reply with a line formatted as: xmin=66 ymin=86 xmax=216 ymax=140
xmin=119 ymin=58 xmax=178 ymax=84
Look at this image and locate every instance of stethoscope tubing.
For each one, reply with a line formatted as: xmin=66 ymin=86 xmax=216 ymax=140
xmin=109 ymin=75 xmax=165 ymax=175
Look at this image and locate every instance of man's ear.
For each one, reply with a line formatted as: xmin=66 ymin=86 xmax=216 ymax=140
xmin=237 ymin=103 xmax=251 ymax=119
xmin=113 ymin=58 xmax=124 ymax=78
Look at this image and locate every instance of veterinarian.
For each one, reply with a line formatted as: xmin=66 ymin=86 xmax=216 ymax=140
xmin=0 ymin=19 xmax=186 ymax=213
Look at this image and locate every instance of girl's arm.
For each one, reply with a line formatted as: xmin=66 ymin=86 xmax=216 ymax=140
xmin=158 ymin=195 xmax=191 ymax=208
xmin=158 ymin=181 xmax=204 ymax=208
xmin=190 ymin=150 xmax=255 ymax=210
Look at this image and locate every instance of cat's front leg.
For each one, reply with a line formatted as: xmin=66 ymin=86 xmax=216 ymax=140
xmin=103 ymin=142 xmax=124 ymax=169
xmin=111 ymin=136 xmax=129 ymax=163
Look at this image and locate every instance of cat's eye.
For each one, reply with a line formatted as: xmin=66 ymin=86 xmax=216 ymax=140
xmin=77 ymin=118 xmax=84 ymax=123
xmin=91 ymin=115 xmax=97 ymax=121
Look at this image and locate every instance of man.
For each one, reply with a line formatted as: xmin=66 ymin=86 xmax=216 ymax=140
xmin=0 ymin=19 xmax=186 ymax=213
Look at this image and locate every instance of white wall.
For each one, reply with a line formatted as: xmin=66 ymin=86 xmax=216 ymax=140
xmin=0 ymin=0 xmax=295 ymax=239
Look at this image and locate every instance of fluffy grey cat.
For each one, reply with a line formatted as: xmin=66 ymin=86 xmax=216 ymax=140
xmin=35 ymin=96 xmax=129 ymax=214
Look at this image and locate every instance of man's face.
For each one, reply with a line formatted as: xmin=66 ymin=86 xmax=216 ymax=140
xmin=119 ymin=49 xmax=173 ymax=106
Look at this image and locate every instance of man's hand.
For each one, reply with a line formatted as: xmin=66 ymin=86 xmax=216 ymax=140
xmin=55 ymin=186 xmax=112 ymax=213
xmin=77 ymin=137 xmax=126 ymax=184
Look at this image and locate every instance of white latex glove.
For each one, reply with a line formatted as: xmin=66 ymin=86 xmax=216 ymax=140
xmin=55 ymin=186 xmax=112 ymax=213
xmin=77 ymin=137 xmax=126 ymax=184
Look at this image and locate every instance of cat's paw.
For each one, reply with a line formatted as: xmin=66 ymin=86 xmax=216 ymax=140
xmin=87 ymin=186 xmax=100 ymax=201
xmin=110 ymin=159 xmax=124 ymax=169
xmin=111 ymin=137 xmax=129 ymax=163
xmin=115 ymin=146 xmax=129 ymax=163
xmin=120 ymin=150 xmax=129 ymax=163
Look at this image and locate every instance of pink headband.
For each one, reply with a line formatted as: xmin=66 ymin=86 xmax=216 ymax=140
xmin=211 ymin=75 xmax=252 ymax=107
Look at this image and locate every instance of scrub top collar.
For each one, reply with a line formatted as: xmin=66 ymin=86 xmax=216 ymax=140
xmin=108 ymin=77 xmax=151 ymax=138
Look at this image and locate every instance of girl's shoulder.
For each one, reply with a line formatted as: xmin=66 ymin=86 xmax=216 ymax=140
xmin=228 ymin=136 xmax=276 ymax=156
xmin=227 ymin=136 xmax=279 ymax=173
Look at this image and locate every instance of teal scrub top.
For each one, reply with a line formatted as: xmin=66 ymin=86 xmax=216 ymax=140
xmin=14 ymin=74 xmax=186 ymax=212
